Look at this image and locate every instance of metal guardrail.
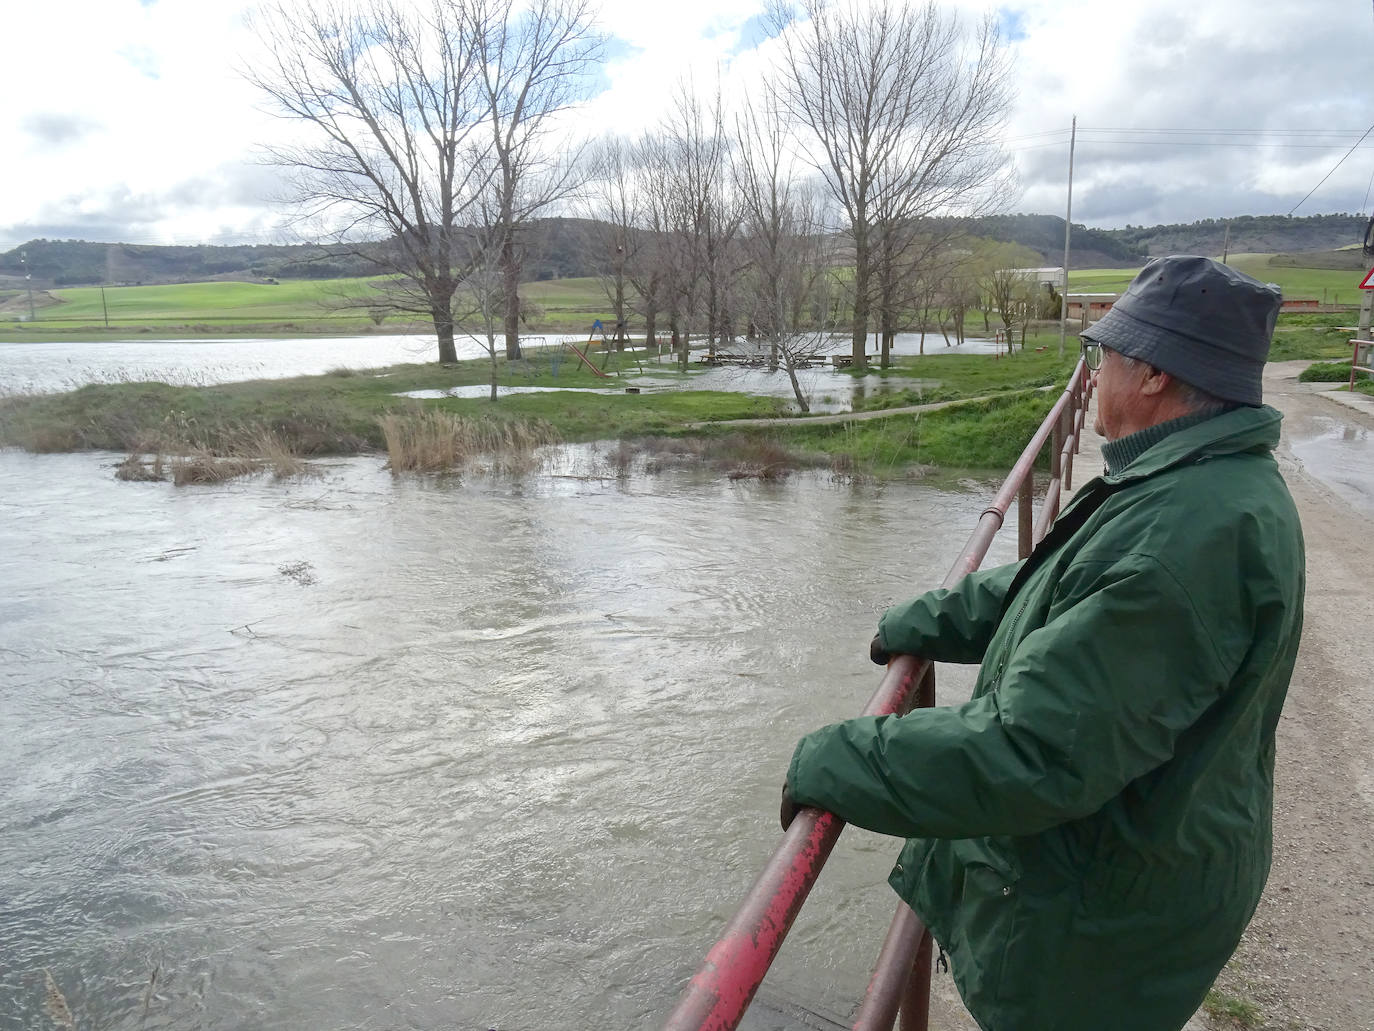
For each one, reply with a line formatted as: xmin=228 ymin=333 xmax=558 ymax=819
xmin=663 ymin=359 xmax=1094 ymax=1031
xmin=1349 ymin=339 xmax=1374 ymax=392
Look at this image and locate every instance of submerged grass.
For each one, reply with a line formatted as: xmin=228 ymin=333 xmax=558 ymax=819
xmin=110 ymin=425 xmax=313 ymax=486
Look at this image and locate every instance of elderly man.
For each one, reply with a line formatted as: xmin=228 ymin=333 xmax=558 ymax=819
xmin=782 ymin=256 xmax=1305 ymax=1031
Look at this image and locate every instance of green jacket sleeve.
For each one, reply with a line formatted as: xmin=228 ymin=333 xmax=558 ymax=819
xmin=790 ymin=554 xmax=1239 ymax=840
xmin=878 ymin=560 xmax=1023 ymax=664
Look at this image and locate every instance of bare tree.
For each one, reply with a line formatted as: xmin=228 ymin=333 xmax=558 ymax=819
xmin=657 ymin=82 xmax=734 ymax=371
xmin=936 ymin=242 xmax=984 ymax=347
xmin=734 ymin=97 xmax=836 ymax=411
xmin=984 ymin=251 xmax=1038 ymax=352
xmin=766 ymin=0 xmax=1015 ymax=369
xmin=246 ymin=0 xmax=491 ymax=364
xmin=469 ymin=0 xmax=602 ymax=361
xmin=582 ymin=137 xmax=640 ymax=347
xmin=625 ymin=131 xmax=675 ymax=357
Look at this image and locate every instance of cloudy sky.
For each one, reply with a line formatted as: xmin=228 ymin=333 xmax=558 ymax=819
xmin=2 ymin=0 xmax=1371 ymax=250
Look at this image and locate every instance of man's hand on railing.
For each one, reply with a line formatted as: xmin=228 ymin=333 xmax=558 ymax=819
xmin=870 ymin=634 xmax=892 ymax=666
xmin=780 ymin=781 xmax=799 ymax=831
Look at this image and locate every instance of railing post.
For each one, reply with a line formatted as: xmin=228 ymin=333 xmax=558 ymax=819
xmin=1017 ymin=472 xmax=1033 ymax=560
xmin=898 ymin=931 xmax=933 ymax=1031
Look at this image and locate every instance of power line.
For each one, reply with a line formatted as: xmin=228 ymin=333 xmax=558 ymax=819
xmin=1287 ymin=121 xmax=1374 ymax=215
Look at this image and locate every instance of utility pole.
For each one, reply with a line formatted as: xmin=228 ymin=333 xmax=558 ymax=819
xmin=21 ymin=251 xmax=35 ymax=322
xmin=1057 ymin=115 xmax=1077 ymax=359
xmin=1221 ymin=222 xmax=1231 ymax=264
xmin=100 ymin=286 xmax=109 ymax=328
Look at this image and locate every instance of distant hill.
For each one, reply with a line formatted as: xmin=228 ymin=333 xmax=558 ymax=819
xmin=0 ymin=239 xmax=389 ymax=287
xmin=960 ymin=213 xmax=1369 ymax=269
xmin=1101 ymin=213 xmax=1367 ymax=263
xmin=960 ymin=214 xmax=1144 ymax=268
xmin=3 ymin=213 xmax=1366 ymax=287
xmin=0 ymin=223 xmax=602 ymax=289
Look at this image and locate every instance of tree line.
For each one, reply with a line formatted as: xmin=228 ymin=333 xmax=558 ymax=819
xmin=244 ymin=0 xmax=1027 ymax=396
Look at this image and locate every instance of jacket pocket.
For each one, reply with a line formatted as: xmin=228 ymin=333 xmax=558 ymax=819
xmin=948 ymin=838 xmax=1024 ymax=998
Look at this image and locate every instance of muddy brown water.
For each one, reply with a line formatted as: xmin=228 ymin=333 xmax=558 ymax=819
xmin=0 ymin=447 xmax=1014 ymax=1030
xmin=6 ymin=381 xmax=1369 ymax=1031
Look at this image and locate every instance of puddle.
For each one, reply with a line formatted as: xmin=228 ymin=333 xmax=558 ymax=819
xmin=1288 ymin=412 xmax=1374 ymax=516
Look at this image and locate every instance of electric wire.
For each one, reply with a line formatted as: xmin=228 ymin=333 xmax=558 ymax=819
xmin=1287 ymin=121 xmax=1374 ymax=215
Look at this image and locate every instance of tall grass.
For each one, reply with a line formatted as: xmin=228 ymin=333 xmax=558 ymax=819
xmin=377 ymin=410 xmax=561 ymax=473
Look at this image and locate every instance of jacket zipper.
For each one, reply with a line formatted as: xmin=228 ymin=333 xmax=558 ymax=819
xmin=989 ymin=593 xmax=1031 ymax=692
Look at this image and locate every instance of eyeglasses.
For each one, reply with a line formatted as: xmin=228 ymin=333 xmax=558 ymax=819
xmin=1081 ymin=341 xmax=1103 ymax=371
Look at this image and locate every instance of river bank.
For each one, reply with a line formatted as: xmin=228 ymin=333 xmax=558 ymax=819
xmin=0 ymin=342 xmax=1077 ymax=476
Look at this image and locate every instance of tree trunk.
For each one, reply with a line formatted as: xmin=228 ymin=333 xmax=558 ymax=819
xmin=785 ymin=355 xmax=809 ymax=413
xmin=613 ymin=275 xmax=627 ymax=350
xmin=644 ymin=308 xmax=657 ymax=357
xmin=433 ymin=306 xmax=458 ymax=364
xmin=678 ymin=320 xmax=690 ymax=371
xmin=851 ymin=254 xmax=870 ymax=368
xmin=488 ymin=332 xmax=499 ymax=400
xmin=502 ymin=230 xmax=522 ymax=361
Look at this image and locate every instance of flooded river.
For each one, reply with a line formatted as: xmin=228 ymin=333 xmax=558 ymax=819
xmin=0 ymin=331 xmax=1002 ymax=402
xmin=0 ymin=448 xmax=1015 ymax=1030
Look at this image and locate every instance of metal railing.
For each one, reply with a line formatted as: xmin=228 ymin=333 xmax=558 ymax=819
xmin=663 ymin=360 xmax=1094 ymax=1031
xmin=1349 ymin=339 xmax=1374 ymax=392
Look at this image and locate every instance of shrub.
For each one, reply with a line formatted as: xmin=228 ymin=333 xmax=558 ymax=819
xmin=1298 ymin=360 xmax=1368 ymax=382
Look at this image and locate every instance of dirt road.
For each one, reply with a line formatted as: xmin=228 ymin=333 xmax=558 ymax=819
xmin=1206 ymin=362 xmax=1374 ymax=1031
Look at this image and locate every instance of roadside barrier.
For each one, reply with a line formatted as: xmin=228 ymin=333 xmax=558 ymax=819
xmin=1349 ymin=339 xmax=1374 ymax=391
xmin=663 ymin=359 xmax=1094 ymax=1031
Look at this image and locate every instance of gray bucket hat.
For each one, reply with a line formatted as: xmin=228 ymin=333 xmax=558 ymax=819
xmin=1081 ymin=255 xmax=1282 ymax=406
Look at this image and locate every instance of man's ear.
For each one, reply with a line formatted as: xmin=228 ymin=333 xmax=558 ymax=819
xmin=1139 ymin=366 xmax=1172 ymax=397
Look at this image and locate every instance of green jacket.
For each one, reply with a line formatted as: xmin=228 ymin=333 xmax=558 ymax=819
xmin=787 ymin=405 xmax=1305 ymax=1031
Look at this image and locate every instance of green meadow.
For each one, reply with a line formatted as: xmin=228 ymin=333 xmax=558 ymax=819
xmin=1071 ymin=253 xmax=1370 ymax=302
xmin=0 ymin=275 xmax=618 ymax=338
xmin=5 ymin=249 xmax=1366 ymax=342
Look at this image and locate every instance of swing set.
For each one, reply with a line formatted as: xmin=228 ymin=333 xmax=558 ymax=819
xmin=560 ymin=319 xmax=642 ymax=377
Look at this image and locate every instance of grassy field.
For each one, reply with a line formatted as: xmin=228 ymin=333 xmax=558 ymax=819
xmin=1071 ymin=254 xmax=1371 ymax=303
xmin=7 ymin=249 xmax=1367 ymax=342
xmin=0 ymin=275 xmax=618 ymax=339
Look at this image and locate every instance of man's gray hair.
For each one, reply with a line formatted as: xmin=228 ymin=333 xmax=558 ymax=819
xmin=1114 ymin=352 xmax=1237 ymax=418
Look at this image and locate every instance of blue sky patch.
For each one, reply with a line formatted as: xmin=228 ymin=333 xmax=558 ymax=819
xmin=998 ymin=7 xmax=1028 ymax=42
xmin=730 ymin=13 xmax=783 ymax=55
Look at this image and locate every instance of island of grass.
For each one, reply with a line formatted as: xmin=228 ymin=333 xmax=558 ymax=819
xmin=1 ymin=311 xmax=1362 ymax=484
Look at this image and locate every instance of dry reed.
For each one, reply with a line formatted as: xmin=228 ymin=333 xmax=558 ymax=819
xmin=378 ymin=410 xmax=560 ymax=473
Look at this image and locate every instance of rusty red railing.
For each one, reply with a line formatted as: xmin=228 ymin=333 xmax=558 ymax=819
xmin=663 ymin=360 xmax=1094 ymax=1031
